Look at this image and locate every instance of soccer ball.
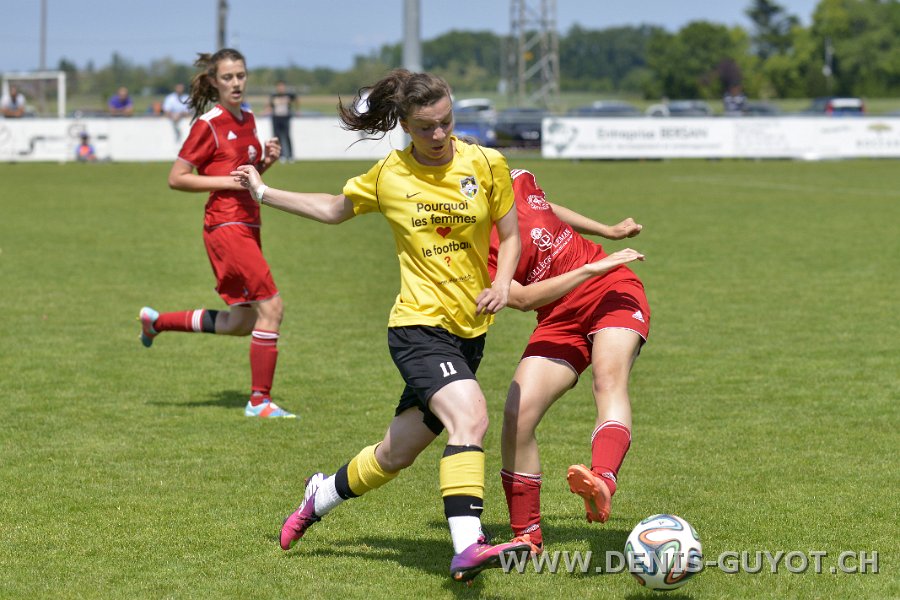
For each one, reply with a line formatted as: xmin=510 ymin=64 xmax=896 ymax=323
xmin=624 ymin=514 xmax=703 ymax=591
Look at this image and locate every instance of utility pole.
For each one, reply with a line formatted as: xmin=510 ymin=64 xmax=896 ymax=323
xmin=403 ymin=0 xmax=423 ymax=72
xmin=217 ymin=0 xmax=228 ymax=49
xmin=822 ymin=37 xmax=834 ymax=95
xmin=508 ymin=0 xmax=560 ymax=109
xmin=38 ymin=0 xmax=47 ymax=114
xmin=39 ymin=0 xmax=47 ymax=70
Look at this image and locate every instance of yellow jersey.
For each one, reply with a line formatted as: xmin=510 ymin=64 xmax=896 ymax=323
xmin=343 ymin=137 xmax=514 ymax=338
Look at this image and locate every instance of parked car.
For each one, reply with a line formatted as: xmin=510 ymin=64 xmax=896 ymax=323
xmin=453 ymin=115 xmax=497 ymax=147
xmin=803 ymin=97 xmax=865 ymax=116
xmin=454 ymin=97 xmax=496 ymax=119
xmin=646 ymin=100 xmax=713 ymax=117
xmin=493 ymin=108 xmax=548 ymax=148
xmin=741 ymin=101 xmax=781 ymax=117
xmin=567 ymin=100 xmax=641 ymax=117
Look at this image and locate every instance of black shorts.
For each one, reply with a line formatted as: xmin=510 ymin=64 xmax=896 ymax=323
xmin=388 ymin=325 xmax=485 ymax=435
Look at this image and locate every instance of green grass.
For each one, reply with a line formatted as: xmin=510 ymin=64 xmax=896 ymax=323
xmin=1 ymin=158 xmax=898 ymax=599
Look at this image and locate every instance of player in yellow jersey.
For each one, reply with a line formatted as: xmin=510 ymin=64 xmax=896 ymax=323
xmin=232 ymin=69 xmax=527 ymax=584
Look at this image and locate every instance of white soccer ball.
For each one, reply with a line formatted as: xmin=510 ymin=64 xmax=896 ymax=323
xmin=624 ymin=514 xmax=703 ymax=591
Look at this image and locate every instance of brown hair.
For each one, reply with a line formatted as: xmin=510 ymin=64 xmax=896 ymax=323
xmin=337 ymin=69 xmax=452 ymax=139
xmin=187 ymin=48 xmax=246 ymax=120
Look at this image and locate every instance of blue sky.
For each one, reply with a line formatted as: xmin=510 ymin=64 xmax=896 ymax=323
xmin=2 ymin=0 xmax=820 ymax=72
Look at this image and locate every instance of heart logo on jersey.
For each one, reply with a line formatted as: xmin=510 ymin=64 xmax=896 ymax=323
xmin=436 ymin=227 xmax=452 ymax=238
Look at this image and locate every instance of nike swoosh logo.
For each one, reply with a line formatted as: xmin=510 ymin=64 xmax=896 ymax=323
xmin=406 ymin=192 xmax=422 ymax=198
xmin=469 ymin=505 xmax=483 ymax=511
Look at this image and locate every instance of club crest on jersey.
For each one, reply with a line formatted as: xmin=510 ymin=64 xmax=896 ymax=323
xmin=459 ymin=176 xmax=478 ymax=200
xmin=527 ymin=194 xmax=550 ymax=210
xmin=247 ymin=145 xmax=258 ymax=163
xmin=530 ymin=227 xmax=553 ymax=252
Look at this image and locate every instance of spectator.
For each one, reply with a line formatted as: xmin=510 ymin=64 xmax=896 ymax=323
xmin=108 ymin=86 xmax=134 ymax=117
xmin=1 ymin=84 xmax=26 ymax=118
xmin=268 ymin=81 xmax=296 ymax=162
xmin=163 ymin=83 xmax=191 ymax=141
xmin=75 ymin=132 xmax=97 ymax=162
xmin=723 ymin=84 xmax=748 ymax=115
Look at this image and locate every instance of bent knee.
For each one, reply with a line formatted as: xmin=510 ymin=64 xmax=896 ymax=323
xmin=378 ymin=449 xmax=418 ymax=472
xmin=258 ymin=296 xmax=284 ymax=323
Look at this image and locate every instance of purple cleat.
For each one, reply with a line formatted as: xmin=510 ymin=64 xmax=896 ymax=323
xmin=449 ymin=535 xmax=533 ymax=583
xmin=280 ymin=472 xmax=325 ymax=550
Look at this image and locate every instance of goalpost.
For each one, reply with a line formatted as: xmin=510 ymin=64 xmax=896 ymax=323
xmin=2 ymin=70 xmax=66 ymax=118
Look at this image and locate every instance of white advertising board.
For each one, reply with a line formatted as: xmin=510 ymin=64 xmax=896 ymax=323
xmin=0 ymin=116 xmax=407 ymax=162
xmin=541 ymin=117 xmax=900 ymax=160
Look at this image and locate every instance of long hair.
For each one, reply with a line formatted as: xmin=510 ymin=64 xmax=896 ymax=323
xmin=187 ymin=48 xmax=246 ymax=121
xmin=337 ymin=69 xmax=452 ymax=139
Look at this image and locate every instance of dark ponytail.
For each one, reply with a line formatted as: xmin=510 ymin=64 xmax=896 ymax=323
xmin=337 ymin=69 xmax=452 ymax=139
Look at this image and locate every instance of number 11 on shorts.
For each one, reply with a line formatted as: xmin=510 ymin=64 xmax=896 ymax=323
xmin=439 ymin=361 xmax=457 ymax=377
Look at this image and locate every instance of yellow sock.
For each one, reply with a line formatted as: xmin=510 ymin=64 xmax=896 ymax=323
xmin=346 ymin=444 xmax=398 ymax=496
xmin=439 ymin=448 xmax=485 ymax=499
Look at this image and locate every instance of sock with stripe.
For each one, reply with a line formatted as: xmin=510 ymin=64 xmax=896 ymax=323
xmin=500 ymin=469 xmax=543 ymax=546
xmin=249 ymin=329 xmax=279 ymax=405
xmin=441 ymin=445 xmax=485 ymax=554
xmin=154 ymin=309 xmax=219 ymax=333
xmin=315 ymin=444 xmax=398 ymax=516
xmin=590 ymin=420 xmax=631 ymax=496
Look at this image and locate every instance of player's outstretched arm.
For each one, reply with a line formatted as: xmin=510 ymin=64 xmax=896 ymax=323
xmin=231 ymin=165 xmax=355 ymax=224
xmin=506 ymin=248 xmax=645 ymax=312
xmin=549 ymin=202 xmax=642 ymax=240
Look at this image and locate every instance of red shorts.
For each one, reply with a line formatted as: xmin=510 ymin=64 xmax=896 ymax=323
xmin=522 ymin=277 xmax=650 ymax=375
xmin=202 ymin=224 xmax=278 ymax=306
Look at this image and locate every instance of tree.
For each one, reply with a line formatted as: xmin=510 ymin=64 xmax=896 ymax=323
xmin=646 ymin=21 xmax=742 ymax=99
xmin=559 ymin=25 xmax=661 ymax=93
xmin=746 ymin=0 xmax=800 ymax=59
xmin=810 ymin=0 xmax=900 ymax=96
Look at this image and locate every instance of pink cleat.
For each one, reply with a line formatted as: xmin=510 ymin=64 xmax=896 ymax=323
xmin=450 ymin=535 xmax=532 ymax=583
xmin=280 ymin=473 xmax=324 ymax=550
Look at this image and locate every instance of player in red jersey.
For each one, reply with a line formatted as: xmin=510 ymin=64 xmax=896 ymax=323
xmin=488 ymin=169 xmax=649 ymax=552
xmin=138 ymin=48 xmax=294 ymax=418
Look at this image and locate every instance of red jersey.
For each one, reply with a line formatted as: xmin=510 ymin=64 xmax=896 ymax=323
xmin=489 ymin=169 xmax=637 ymax=320
xmin=179 ymin=104 xmax=263 ymax=228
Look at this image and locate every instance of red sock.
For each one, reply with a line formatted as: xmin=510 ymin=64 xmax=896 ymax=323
xmin=500 ymin=469 xmax=543 ymax=546
xmin=155 ymin=309 xmax=217 ymax=333
xmin=250 ymin=329 xmax=279 ymax=404
xmin=590 ymin=421 xmax=631 ymax=496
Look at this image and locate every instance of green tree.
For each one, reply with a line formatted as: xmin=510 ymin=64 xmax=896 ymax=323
xmin=559 ymin=25 xmax=661 ymax=93
xmin=811 ymin=0 xmax=900 ymax=96
xmin=746 ymin=0 xmax=800 ymax=59
xmin=646 ymin=21 xmax=743 ymax=99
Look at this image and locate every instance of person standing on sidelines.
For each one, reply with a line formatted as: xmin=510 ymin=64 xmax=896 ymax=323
xmin=138 ymin=48 xmax=295 ymax=418
xmin=231 ymin=68 xmax=530 ymax=583
xmin=489 ymin=169 xmax=649 ymax=552
xmin=163 ymin=82 xmax=192 ymax=141
xmin=268 ymin=81 xmax=296 ymax=162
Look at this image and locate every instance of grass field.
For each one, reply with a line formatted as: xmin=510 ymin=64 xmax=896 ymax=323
xmin=1 ymin=157 xmax=898 ymax=599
